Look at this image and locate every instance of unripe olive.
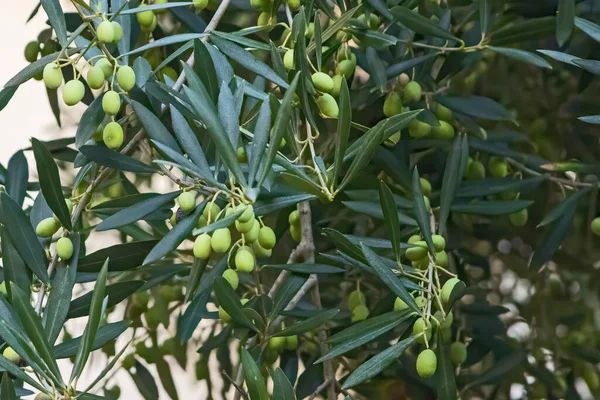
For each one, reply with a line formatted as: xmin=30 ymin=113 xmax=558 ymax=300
xmin=286 ymin=0 xmax=301 ymax=10
xmin=243 ymin=219 xmax=260 ymax=243
xmin=196 ymin=215 xmax=207 ymax=229
xmin=140 ymin=13 xmax=157 ymax=32
xmin=413 ymin=258 xmax=429 ymax=270
xmin=441 ymin=278 xmax=461 ymax=304
xmin=591 ymin=217 xmax=600 ymax=236
xmin=290 ymin=224 xmax=301 ymax=242
xmin=107 ymin=182 xmax=124 ymax=199
xmin=36 ymin=217 xmax=61 ymax=238
xmin=413 ymin=317 xmax=432 ymax=344
xmin=235 ymin=218 xmax=254 ymax=233
xmin=284 ymin=335 xmax=298 ymax=350
xmin=222 ymin=269 xmax=239 ymax=290
xmin=405 ymin=241 xmax=428 ymax=261
xmin=117 ymin=65 xmax=136 ymax=92
xmin=432 ymin=234 xmax=446 ymax=252
xmin=317 ymin=93 xmax=339 ymax=118
xmin=414 ymin=295 xmax=427 ymax=308
xmin=211 ymin=228 xmax=231 ymax=253
xmin=257 ymin=12 xmax=275 ymax=26
xmin=86 ymin=66 xmax=105 ymax=90
xmin=488 ymin=156 xmax=508 ymax=178
xmin=434 ymin=310 xmax=453 ymax=329
xmin=258 ymin=226 xmax=276 ymax=249
xmin=394 ymin=296 xmax=409 ymax=311
xmin=43 ymin=63 xmax=63 ymax=89
xmin=305 ymin=22 xmax=315 ymax=39
xmin=102 ymin=90 xmax=121 ymax=115
xmin=235 ymin=248 xmax=255 ymax=272
xmin=97 ymin=20 xmax=115 ymax=43
xmin=237 ymin=204 xmax=254 ymax=223
xmin=584 ymin=363 xmax=600 ymax=391
xmin=351 ymin=304 xmax=369 ymax=322
xmin=436 ymin=250 xmax=448 ymax=268
xmin=450 ymin=342 xmax=467 ymax=365
xmin=330 ymin=75 xmax=343 ymax=97
xmin=510 ymin=209 xmax=528 ymax=227
xmin=252 ymin=241 xmax=272 ymax=258
xmin=435 ymin=103 xmax=453 ymax=122
xmin=384 ymin=131 xmax=401 ymax=147
xmin=218 ymin=306 xmax=231 ymax=323
xmin=312 ymin=72 xmax=334 ymax=93
xmin=24 ymin=40 xmax=40 ymax=62
xmin=431 ymin=120 xmax=455 ymax=140
xmin=103 ymin=122 xmax=124 ymax=149
xmin=204 ymin=202 xmax=221 ymax=222
xmin=136 ymin=6 xmax=155 ymax=26
xmin=403 ymin=81 xmax=422 ymax=103
xmin=465 ymin=159 xmax=485 ymax=180
xmin=178 ymin=192 xmax=196 ymax=213
xmin=56 ymin=237 xmax=74 ymax=260
xmin=34 ymin=393 xmax=52 ymax=400
xmin=268 ymin=336 xmax=286 ymax=352
xmin=193 ymin=0 xmax=209 ymax=9
xmin=236 ymin=146 xmax=247 ymax=162
xmin=96 ymin=58 xmax=113 ymax=78
xmin=408 ymin=119 xmax=431 ymax=138
xmin=335 ymin=59 xmax=355 ymax=77
xmin=408 ymin=234 xmax=421 ymax=244
xmin=193 ymin=234 xmax=212 ymax=259
xmin=420 ymin=177 xmax=432 ymax=198
xmin=336 ymin=49 xmax=356 ymax=63
xmin=440 ymin=326 xmax=452 ymax=343
xmin=133 ymin=291 xmax=150 ymax=309
xmin=283 ymin=50 xmax=294 ymax=70
xmin=3 ymin=347 xmax=19 ymax=363
xmin=288 ymin=210 xmax=300 ymax=226
xmin=357 ymin=13 xmax=380 ymax=29
xmin=348 ymin=289 xmax=366 ymax=310
xmin=112 ymin=21 xmax=123 ymax=42
xmin=416 ymin=349 xmax=437 ymax=378
xmin=62 ymin=80 xmax=85 ymax=106
xmin=383 ymin=92 xmax=403 ymax=117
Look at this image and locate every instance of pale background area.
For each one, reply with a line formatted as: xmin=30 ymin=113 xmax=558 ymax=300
xmin=0 ymin=2 xmax=221 ymax=398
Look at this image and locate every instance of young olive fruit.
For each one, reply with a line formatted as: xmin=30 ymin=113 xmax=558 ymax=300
xmin=413 ymin=258 xmax=429 ymax=271
xmin=62 ymin=80 xmax=85 ymax=106
xmin=431 ymin=120 xmax=455 ymax=139
xmin=416 ymin=349 xmax=437 ymax=378
xmin=510 ymin=209 xmax=528 ymax=227
xmin=218 ymin=306 xmax=232 ymax=323
xmin=178 ymin=192 xmax=196 ymax=213
xmin=193 ymin=0 xmax=209 ymax=9
xmin=222 ymin=269 xmax=239 ymax=290
xmin=34 ymin=393 xmax=52 ymax=400
xmin=348 ymin=289 xmax=366 ymax=310
xmin=420 ymin=177 xmax=432 ymax=198
xmin=283 ymin=49 xmax=294 ymax=70
xmin=432 ymin=234 xmax=446 ymax=252
xmin=436 ymin=250 xmax=448 ymax=268
xmin=140 ymin=13 xmax=157 ymax=32
xmin=405 ymin=241 xmax=428 ymax=261
xmin=403 ymin=81 xmax=422 ymax=103
xmin=435 ymin=103 xmax=453 ymax=122
xmin=43 ymin=63 xmax=63 ymax=89
xmin=236 ymin=146 xmax=247 ymax=162
xmin=36 ymin=217 xmax=61 ymax=238
xmin=258 ymin=226 xmax=276 ymax=249
xmin=203 ymin=202 xmax=221 ymax=222
xmin=136 ymin=6 xmax=155 ymax=26
xmin=384 ymin=131 xmax=401 ymax=147
xmin=102 ymin=90 xmax=121 ymax=115
xmin=243 ymin=219 xmax=260 ymax=243
xmin=357 ymin=13 xmax=380 ymax=29
xmin=335 ymin=59 xmax=355 ymax=77
xmin=112 ymin=21 xmax=123 ymax=42
xmin=412 ymin=317 xmax=432 ymax=344
xmin=257 ymin=12 xmax=275 ymax=26
xmin=288 ymin=210 xmax=300 ymax=226
xmin=450 ymin=342 xmax=467 ymax=365
xmin=96 ymin=58 xmax=113 ymax=78
xmin=441 ymin=278 xmax=462 ymax=304
xmin=145 ymin=307 xmax=162 ymax=330
xmin=211 ymin=228 xmax=231 ymax=253
xmin=317 ymin=93 xmax=339 ymax=118
xmin=268 ymin=336 xmax=286 ymax=352
xmin=584 ymin=363 xmax=600 ymax=391
xmin=252 ymin=241 xmax=272 ymax=258
xmin=235 ymin=218 xmax=254 ymax=234
xmin=3 ymin=347 xmax=20 ymax=364
xmin=408 ymin=119 xmax=431 ymax=138
xmin=330 ymin=75 xmax=343 ymax=97
xmin=286 ymin=0 xmax=301 ymax=10
xmin=465 ymin=159 xmax=486 ymax=180
xmin=305 ymin=22 xmax=315 ymax=39
xmin=97 ymin=20 xmax=115 ymax=43
xmin=117 ymin=65 xmax=136 ymax=92
xmin=285 ymin=335 xmax=299 ymax=350
xmin=408 ymin=234 xmax=421 ymax=244
xmin=312 ymin=72 xmax=334 ymax=93
xmin=107 ymin=182 xmax=124 ymax=198
xmin=383 ymin=92 xmax=403 ymax=117
xmin=56 ymin=237 xmax=74 ymax=260
xmin=290 ymin=224 xmax=301 ymax=242
xmin=196 ymin=215 xmax=207 ymax=229
xmin=86 ymin=66 xmax=105 ymax=90
xmin=394 ymin=296 xmax=409 ymax=311
xmin=488 ymin=156 xmax=508 ymax=178
xmin=336 ymin=49 xmax=356 ymax=63
xmin=24 ymin=40 xmax=40 ymax=62
xmin=235 ymin=247 xmax=255 ymax=272
xmin=351 ymin=304 xmax=369 ymax=322
xmin=237 ymin=204 xmax=254 ymax=223
xmin=591 ymin=217 xmax=600 ymax=236
xmin=103 ymin=122 xmax=124 ymax=149
xmin=193 ymin=233 xmax=212 ymax=259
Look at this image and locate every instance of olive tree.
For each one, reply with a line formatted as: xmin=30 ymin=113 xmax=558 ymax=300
xmin=1 ymin=0 xmax=600 ymax=398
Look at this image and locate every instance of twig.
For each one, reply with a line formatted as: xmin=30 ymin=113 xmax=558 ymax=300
xmin=309 ymin=378 xmax=332 ymax=400
xmin=506 ymin=158 xmax=596 ymax=189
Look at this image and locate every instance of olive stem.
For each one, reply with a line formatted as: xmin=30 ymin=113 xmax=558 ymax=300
xmin=506 ymin=157 xmax=598 ymax=189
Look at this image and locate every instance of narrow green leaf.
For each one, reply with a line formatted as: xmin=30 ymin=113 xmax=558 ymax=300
xmin=436 ymin=334 xmax=457 ymax=400
xmin=322 ymin=228 xmax=365 ymax=262
xmin=32 ymin=138 xmax=71 ymax=230
xmin=273 ymin=309 xmax=340 ymax=337
xmin=218 ymin=81 xmax=239 ymax=150
xmin=75 ymin=93 xmax=105 ymax=148
xmin=144 ymin=201 xmax=206 ymax=265
xmin=79 ymin=240 xmax=159 ymax=272
xmin=121 ymin=33 xmax=206 ymax=57
xmin=262 ymin=264 xmax=344 ymax=274
xmin=154 ymin=340 xmax=179 ymax=400
xmin=0 ymin=86 xmax=18 ymax=113
xmin=214 ymin=277 xmax=259 ymax=332
xmin=436 ymin=96 xmax=515 ymax=123
xmin=80 ymin=145 xmax=156 ymax=173
xmin=412 ymin=167 xmax=435 ymax=253
xmin=6 ymin=151 xmax=28 ymax=207
xmin=0 ymin=353 xmax=45 ymax=392
xmin=451 ymin=200 xmax=533 ymax=215
xmin=530 ymin=203 xmax=577 ymax=271
xmin=241 ymin=348 xmax=269 ymax=400
xmin=46 ymin=87 xmax=61 ymax=127
xmin=194 ymin=39 xmax=219 ymax=102
xmin=488 ymin=46 xmax=552 ymax=69
xmin=390 ymin=6 xmax=460 ymax=42
xmin=556 ymin=0 xmax=575 ymax=46
xmin=1 ymin=372 xmax=18 ymax=400
xmin=579 ymin=115 xmax=600 ymax=124
xmin=70 ymin=259 xmax=108 ymax=382
xmin=130 ymin=361 xmax=160 ymax=400
xmin=464 ymin=352 xmax=526 ymax=390
xmin=439 ymin=134 xmax=468 ymax=234
xmin=1 ymin=193 xmax=49 ymax=284
xmin=192 ymin=209 xmax=243 ymax=236
xmin=280 ymin=172 xmax=324 ymax=199
xmin=575 ymin=17 xmax=600 ymax=43
xmin=271 ymin=274 xmax=306 ymax=318
xmin=319 ymin=310 xmax=414 ymax=363
xmin=273 ymin=368 xmax=296 ymax=400
xmin=307 ymin=6 xmax=360 ymax=53
xmin=366 ymin=47 xmax=387 ymax=91
xmin=248 ymin=100 xmax=271 ymax=186
xmin=366 ymin=0 xmax=393 ymax=20
xmin=169 ymin=105 xmax=211 ymax=172
xmin=54 ymin=321 xmax=131 ymax=359
xmin=538 ymin=186 xmax=594 ymax=228
xmin=343 ymin=201 xmax=417 ymax=226
xmin=360 ymin=243 xmax=419 ymax=313
xmin=479 ymin=0 xmax=491 ymax=35
xmin=379 ymin=182 xmax=403 ymax=263
xmin=97 ymin=191 xmax=179 ymax=231
xmin=490 ymin=16 xmax=556 ymax=47
xmin=457 ymin=176 xmax=546 ymax=198
xmin=253 ymin=193 xmax=316 ymax=216
xmin=41 ymin=0 xmax=67 ymax=46
xmin=112 ymin=0 xmax=131 ymax=62
xmin=332 ymin=77 xmax=351 ymax=189
xmin=131 ymin=101 xmax=181 ymax=153
xmin=68 ymin=281 xmax=144 ymax=319
xmin=386 ymin=53 xmax=438 ymax=79
xmin=342 ymin=335 xmax=418 ymax=389
xmin=537 ymin=49 xmax=580 ymax=65
xmin=0 ymin=227 xmax=32 ymax=302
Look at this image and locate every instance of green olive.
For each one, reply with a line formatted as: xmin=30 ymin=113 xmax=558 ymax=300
xmin=107 ymin=182 xmax=124 ymax=198
xmin=394 ymin=296 xmax=409 ymax=311
xmin=136 ymin=6 xmax=155 ymax=26
xmin=286 ymin=0 xmax=301 ymax=10
xmin=330 ymin=75 xmax=343 ymax=97
xmin=312 ymin=72 xmax=334 ymax=93
xmin=408 ymin=234 xmax=421 ymax=244
xmin=161 ymin=66 xmax=178 ymax=82
xmin=193 ymin=233 xmax=212 ymax=259
xmin=243 ymin=219 xmax=260 ymax=243
xmin=237 ymin=204 xmax=254 ymax=223
xmin=235 ymin=218 xmax=254 ymax=234
xmin=284 ymin=335 xmax=298 ymax=350
xmin=416 ymin=349 xmax=437 ymax=378
xmin=222 ymin=269 xmax=239 ymax=290
xmin=103 ymin=122 xmax=124 ymax=149
xmin=408 ymin=119 xmax=431 ymax=138
xmin=97 ymin=20 xmax=115 ymax=43
xmin=283 ymin=49 xmax=294 ymax=70
xmin=96 ymin=57 xmax=114 ymax=78
xmin=383 ymin=92 xmax=403 ymax=117
xmin=290 ymin=224 xmax=301 ymax=242
xmin=420 ymin=177 xmax=432 ymax=198
xmin=403 ymin=81 xmax=422 ymax=103
xmin=432 ymin=234 xmax=446 ymax=252
xmin=317 ymin=93 xmax=339 ymax=118
xmin=412 ymin=258 xmax=429 ymax=271
xmin=178 ymin=192 xmax=196 ymax=212
xmin=112 ymin=21 xmax=123 ymax=42
xmin=102 ymin=90 xmax=121 ymax=115
xmin=34 ymin=393 xmax=52 ymax=400
xmin=510 ymin=209 xmax=528 ymax=227
xmin=24 ymin=40 xmax=40 ymax=62
xmin=288 ymin=210 xmax=300 ymax=226
xmin=357 ymin=13 xmax=380 ymax=29
xmin=336 ymin=49 xmax=356 ymax=64
xmin=43 ymin=63 xmax=63 ymax=89
xmin=441 ymin=278 xmax=461 ymax=304
xmin=351 ymin=304 xmax=369 ymax=322
xmin=258 ymin=226 xmax=276 ymax=249
xmin=140 ymin=13 xmax=157 ymax=32
xmin=117 ymin=65 xmax=136 ymax=92
xmin=305 ymin=22 xmax=315 ymax=39
xmin=56 ymin=237 xmax=74 ymax=260
xmin=412 ymin=317 xmax=432 ymax=344
xmin=405 ymin=241 xmax=428 ymax=261
xmin=218 ymin=305 xmax=232 ymax=323
xmin=591 ymin=217 xmax=600 ymax=236
xmin=450 ymin=342 xmax=467 ymax=365
xmin=488 ymin=156 xmax=508 ymax=178
xmin=203 ymin=202 xmax=221 ymax=222
xmin=193 ymin=0 xmax=209 ymax=9
xmin=252 ymin=241 xmax=272 ymax=258
xmin=62 ymin=80 xmax=85 ymax=106
xmin=431 ymin=120 xmax=455 ymax=139
xmin=2 ymin=347 xmax=20 ymax=364
xmin=36 ymin=217 xmax=61 ymax=238
xmin=235 ymin=247 xmax=255 ymax=272
xmin=268 ymin=336 xmax=286 ymax=351
xmin=257 ymin=12 xmax=275 ymax=27
xmin=196 ymin=215 xmax=207 ymax=229
xmin=348 ymin=289 xmax=366 ymax=310
xmin=86 ymin=66 xmax=105 ymax=90
xmin=435 ymin=103 xmax=453 ymax=122
xmin=335 ymin=59 xmax=355 ymax=77
xmin=464 ymin=159 xmax=485 ymax=180
xmin=436 ymin=250 xmax=448 ymax=268
xmin=584 ymin=363 xmax=600 ymax=390
xmin=211 ymin=228 xmax=231 ymax=253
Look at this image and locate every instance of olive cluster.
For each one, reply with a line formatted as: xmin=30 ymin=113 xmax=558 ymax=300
xmin=35 ymin=199 xmax=75 ymax=261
